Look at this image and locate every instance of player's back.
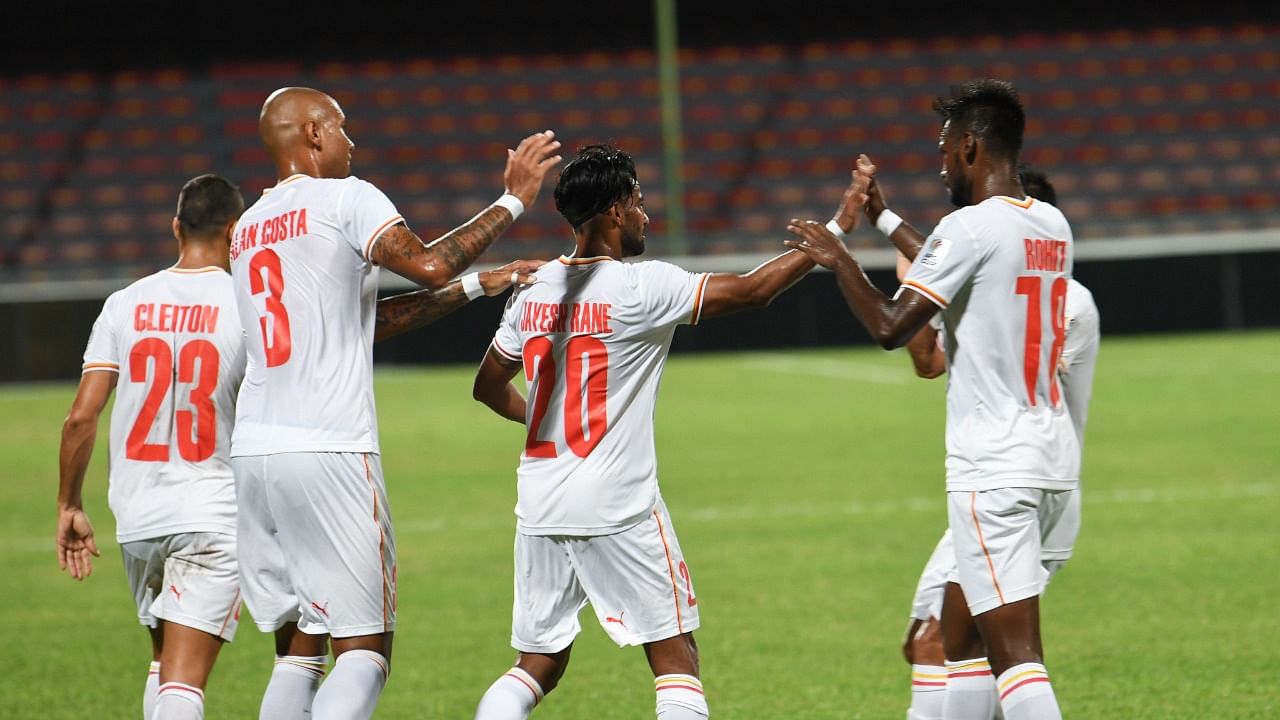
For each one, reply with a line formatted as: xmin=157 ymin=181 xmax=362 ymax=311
xmin=915 ymin=196 xmax=1079 ymax=490
xmin=84 ymin=268 xmax=244 ymax=542
xmin=229 ymin=174 xmax=402 ymax=455
xmin=491 ymin=256 xmax=708 ymax=536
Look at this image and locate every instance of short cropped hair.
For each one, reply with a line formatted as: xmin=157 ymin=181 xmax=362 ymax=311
xmin=933 ymin=79 xmax=1025 ymax=158
xmin=176 ymin=174 xmax=245 ymax=237
xmin=554 ymin=144 xmax=637 ymax=230
xmin=1018 ymin=165 xmax=1057 ymax=206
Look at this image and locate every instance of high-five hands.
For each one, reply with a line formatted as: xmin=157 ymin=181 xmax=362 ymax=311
xmin=789 ymin=161 xmax=874 ymax=268
xmin=503 ymin=131 xmax=563 ymax=209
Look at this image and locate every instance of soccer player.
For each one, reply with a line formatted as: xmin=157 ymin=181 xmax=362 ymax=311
xmin=858 ymin=163 xmax=1098 ymax=719
xmin=786 ymin=80 xmax=1076 ymax=720
xmin=228 ymin=86 xmax=560 ymax=720
xmin=57 ymin=174 xmax=249 ymax=720
xmin=469 ymin=143 xmax=867 ymax=720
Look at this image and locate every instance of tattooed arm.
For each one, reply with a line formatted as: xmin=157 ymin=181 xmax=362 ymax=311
xmin=374 ymin=260 xmax=545 ymax=342
xmin=370 ymin=131 xmax=561 ymax=289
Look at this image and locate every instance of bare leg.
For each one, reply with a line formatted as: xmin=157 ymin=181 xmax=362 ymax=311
xmin=646 ymin=633 xmax=706 ymax=719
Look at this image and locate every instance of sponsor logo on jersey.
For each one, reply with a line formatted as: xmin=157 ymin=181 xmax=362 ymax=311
xmin=920 ymin=237 xmax=951 ymax=268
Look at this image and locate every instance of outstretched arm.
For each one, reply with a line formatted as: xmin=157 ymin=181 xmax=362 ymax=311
xmin=473 ymin=348 xmax=526 ymax=423
xmin=784 ymin=221 xmax=938 ymax=349
xmin=857 ymin=154 xmax=929 ymax=261
xmin=371 ymin=131 xmax=562 ymax=289
xmin=57 ymin=371 xmax=114 ymax=580
xmin=374 ymin=260 xmax=543 ymax=342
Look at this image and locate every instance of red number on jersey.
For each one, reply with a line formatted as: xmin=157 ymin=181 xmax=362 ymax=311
xmin=249 ymin=248 xmax=292 ymax=367
xmin=1014 ymin=275 xmax=1068 ymax=407
xmin=125 ymin=338 xmax=221 ymax=462
xmin=125 ymin=338 xmax=173 ymax=461
xmin=521 ymin=335 xmax=611 ymax=459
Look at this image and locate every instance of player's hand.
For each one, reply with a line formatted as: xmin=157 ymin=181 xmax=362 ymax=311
xmin=832 ymin=164 xmax=873 ymax=233
xmin=783 ymin=218 xmax=854 ymax=270
xmin=56 ymin=506 xmax=100 ymax=581
xmin=479 ymin=259 xmax=545 ymax=296
xmin=503 ymin=131 xmax=563 ymax=209
xmin=857 ymin=154 xmax=888 ymax=222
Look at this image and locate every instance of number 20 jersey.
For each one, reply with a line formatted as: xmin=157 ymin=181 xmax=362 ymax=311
xmin=901 ymin=196 xmax=1079 ymax=492
xmin=491 ymin=257 xmax=710 ymax=537
xmin=82 ymin=268 xmax=245 ymax=542
xmin=229 ymin=174 xmax=402 ymax=457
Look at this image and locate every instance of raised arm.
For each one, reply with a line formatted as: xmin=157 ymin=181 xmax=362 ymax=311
xmin=374 ymin=260 xmax=543 ymax=342
xmin=57 ymin=371 xmax=114 ymax=580
xmin=473 ymin=348 xmax=526 ymax=423
xmin=857 ymin=154 xmax=929 ymax=261
xmin=371 ymin=131 xmax=561 ymax=289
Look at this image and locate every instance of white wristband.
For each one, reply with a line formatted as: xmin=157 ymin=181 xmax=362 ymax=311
xmin=460 ymin=272 xmax=484 ymax=300
xmin=824 ymin=219 xmax=847 ymax=239
xmin=876 ymin=209 xmax=904 ymax=237
xmin=494 ymin=193 xmax=525 ymax=220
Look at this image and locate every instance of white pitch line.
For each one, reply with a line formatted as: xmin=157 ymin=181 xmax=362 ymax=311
xmin=10 ymin=483 xmax=1275 ymax=554
xmin=735 ymin=353 xmax=911 ymax=385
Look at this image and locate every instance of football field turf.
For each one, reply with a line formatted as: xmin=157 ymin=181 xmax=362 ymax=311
xmin=2 ymin=330 xmax=1276 ymax=718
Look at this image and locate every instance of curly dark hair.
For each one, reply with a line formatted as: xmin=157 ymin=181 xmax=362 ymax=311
xmin=553 ymin=144 xmax=637 ymax=230
xmin=933 ymin=79 xmax=1025 ymax=158
xmin=176 ymin=174 xmax=245 ymax=237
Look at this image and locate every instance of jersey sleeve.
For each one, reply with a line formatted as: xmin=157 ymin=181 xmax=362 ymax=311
xmin=490 ymin=291 xmax=525 ymax=363
xmin=634 ymin=261 xmax=710 ymax=328
xmin=340 ymin=178 xmax=405 ymax=262
xmin=82 ymin=293 xmax=122 ymax=374
xmin=900 ymin=214 xmax=983 ymax=309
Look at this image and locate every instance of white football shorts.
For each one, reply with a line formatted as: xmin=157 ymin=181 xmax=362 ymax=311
xmin=911 ymin=488 xmax=1081 ymax=620
xmin=946 ymin=488 xmax=1071 ymax=616
xmin=233 ymin=452 xmax=396 ymax=638
xmin=511 ymin=497 xmax=700 ymax=653
xmin=120 ymin=532 xmax=241 ymax=641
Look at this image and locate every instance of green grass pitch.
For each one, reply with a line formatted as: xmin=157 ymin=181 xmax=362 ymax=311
xmin=2 ymin=331 xmax=1277 ymax=718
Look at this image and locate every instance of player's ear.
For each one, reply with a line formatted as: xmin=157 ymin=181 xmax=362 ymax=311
xmin=171 ymin=217 xmax=183 ymax=242
xmin=962 ymin=131 xmax=977 ymax=167
xmin=607 ymin=200 xmax=625 ymax=225
xmin=223 ymin=218 xmax=238 ymax=244
xmin=303 ymin=119 xmax=322 ymax=150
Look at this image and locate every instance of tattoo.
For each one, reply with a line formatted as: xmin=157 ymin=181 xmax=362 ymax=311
xmin=371 ymin=206 xmax=514 ymax=286
xmin=373 ymin=282 xmax=470 ymax=342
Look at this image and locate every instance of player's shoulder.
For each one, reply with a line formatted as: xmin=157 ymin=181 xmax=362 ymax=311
xmin=622 ymin=258 xmax=693 ymax=280
xmin=1066 ymin=278 xmax=1098 ymax=317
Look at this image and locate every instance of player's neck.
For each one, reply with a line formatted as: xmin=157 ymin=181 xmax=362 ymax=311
xmin=273 ymin=156 xmax=321 ymax=183
xmin=174 ymin=241 xmax=230 ymax=272
xmin=971 ymin=161 xmax=1023 ymax=203
xmin=574 ymin=234 xmax=621 ymax=261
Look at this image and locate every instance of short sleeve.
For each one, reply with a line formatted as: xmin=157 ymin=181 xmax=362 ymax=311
xmin=1059 ymin=287 xmax=1100 ymax=377
xmin=82 ymin=293 xmax=122 ymax=374
xmin=900 ymin=214 xmax=982 ymax=309
xmin=340 ymin=178 xmax=404 ymax=262
xmin=490 ymin=291 xmax=525 ymax=363
xmin=633 ymin=261 xmax=710 ymax=328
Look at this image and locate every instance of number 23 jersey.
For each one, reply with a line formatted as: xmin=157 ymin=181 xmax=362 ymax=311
xmin=902 ymin=196 xmax=1079 ymax=492
xmin=229 ymin=174 xmax=402 ymax=456
xmin=491 ymin=256 xmax=710 ymax=537
xmin=82 ymin=268 xmax=245 ymax=542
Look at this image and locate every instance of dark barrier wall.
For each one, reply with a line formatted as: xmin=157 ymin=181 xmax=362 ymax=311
xmin=3 ymin=251 xmax=1278 ymax=383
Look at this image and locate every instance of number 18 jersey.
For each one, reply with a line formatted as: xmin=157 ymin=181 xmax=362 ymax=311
xmin=902 ymin=196 xmax=1079 ymax=492
xmin=229 ymin=174 xmax=403 ymax=456
xmin=82 ymin=268 xmax=245 ymax=542
xmin=491 ymin=256 xmax=710 ymax=537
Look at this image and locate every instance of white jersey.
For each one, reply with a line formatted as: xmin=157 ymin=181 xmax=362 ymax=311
xmin=902 ymin=195 xmax=1078 ymax=491
xmin=229 ymin=174 xmax=403 ymax=456
xmin=1060 ymin=279 xmax=1100 ymax=448
xmin=491 ymin=256 xmax=710 ymax=536
xmin=81 ymin=268 xmax=245 ymax=543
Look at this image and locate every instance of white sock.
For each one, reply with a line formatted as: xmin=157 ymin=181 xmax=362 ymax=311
xmin=908 ymin=664 xmax=947 ymax=719
xmin=311 ymin=649 xmax=388 ymax=720
xmin=260 ymin=655 xmax=327 ymax=720
xmin=942 ymin=658 xmax=997 ymax=720
xmin=143 ymin=661 xmax=161 ymax=720
xmin=996 ymin=663 xmax=1060 ymax=720
xmin=655 ymin=674 xmax=708 ymax=719
xmin=474 ymin=667 xmax=543 ymax=719
xmin=154 ymin=682 xmax=205 ymax=720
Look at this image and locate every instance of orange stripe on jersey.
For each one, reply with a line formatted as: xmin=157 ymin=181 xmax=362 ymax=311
xmin=971 ymin=492 xmax=1006 ymax=605
xmin=363 ymin=454 xmax=392 ymax=632
xmin=558 ymin=254 xmax=614 ymax=266
xmin=364 ymin=215 xmax=404 ymax=262
xmin=653 ymin=510 xmax=684 ymax=633
xmin=492 ymin=340 xmax=521 ymax=362
xmin=82 ymin=362 xmax=120 ymax=373
xmin=263 ymin=174 xmax=307 ymax=194
xmin=901 ymin=280 xmax=948 ymax=308
xmin=166 ymin=266 xmax=225 ymax=274
xmin=997 ymin=196 xmax=1035 ymax=209
xmin=216 ymin=590 xmax=241 ymax=637
xmin=690 ymin=273 xmax=710 ymax=325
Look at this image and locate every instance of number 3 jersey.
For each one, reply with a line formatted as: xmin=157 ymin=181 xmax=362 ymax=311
xmin=490 ymin=256 xmax=710 ymax=537
xmin=901 ymin=196 xmax=1079 ymax=492
xmin=229 ymin=174 xmax=402 ymax=456
xmin=81 ymin=268 xmax=245 ymax=542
